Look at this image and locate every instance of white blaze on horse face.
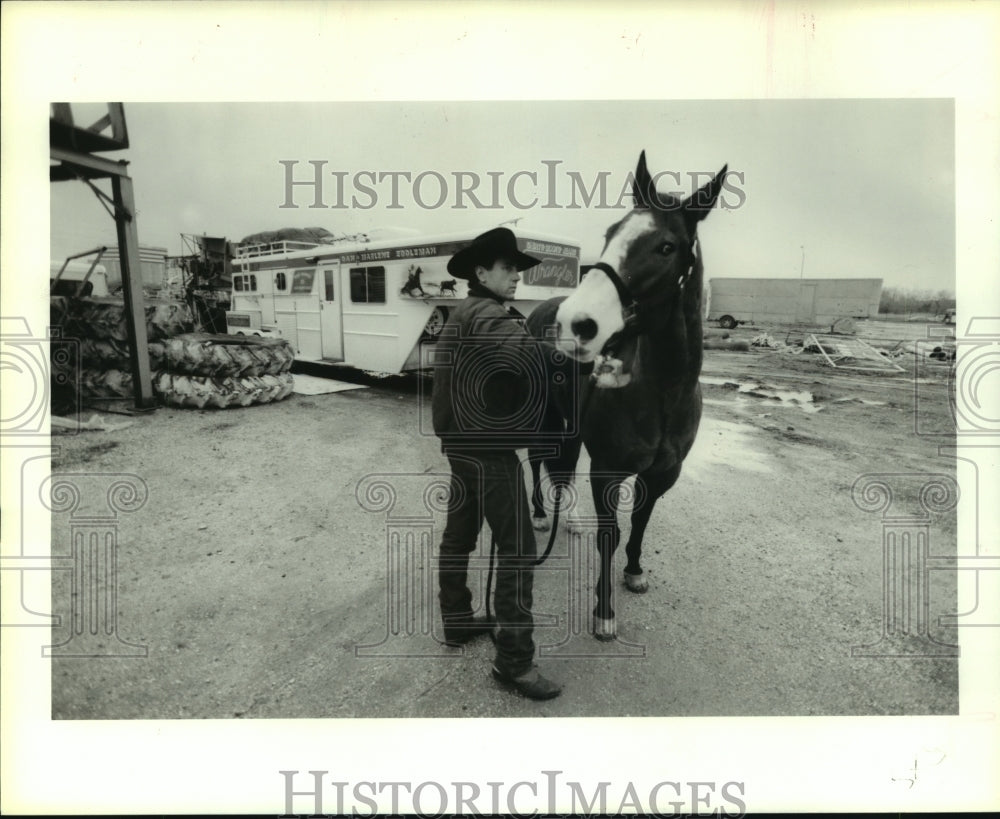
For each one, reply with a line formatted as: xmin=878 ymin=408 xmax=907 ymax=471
xmin=601 ymin=210 xmax=656 ymax=274
xmin=555 ymin=268 xmax=624 ymax=361
xmin=556 ymin=211 xmax=655 ymax=361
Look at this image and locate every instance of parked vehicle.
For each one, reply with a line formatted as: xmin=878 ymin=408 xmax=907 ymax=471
xmin=50 ymin=249 xmax=110 ymax=298
xmin=705 ymin=277 xmax=883 ymax=329
xmin=226 ymin=228 xmax=581 ymax=373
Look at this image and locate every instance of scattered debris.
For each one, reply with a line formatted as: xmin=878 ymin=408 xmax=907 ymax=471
xmin=750 ymin=333 xmax=782 ymax=349
xmin=887 ymin=340 xmax=956 ymax=362
xmin=51 ymin=413 xmax=136 ymax=433
xmin=803 ymin=334 xmax=905 ymax=372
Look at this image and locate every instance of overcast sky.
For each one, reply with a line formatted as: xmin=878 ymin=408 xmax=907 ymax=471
xmin=50 ymin=99 xmax=954 ymax=293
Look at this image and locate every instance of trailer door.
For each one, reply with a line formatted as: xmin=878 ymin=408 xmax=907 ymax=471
xmin=288 ymin=268 xmax=321 ymax=360
xmin=320 ymin=264 xmax=344 ymax=360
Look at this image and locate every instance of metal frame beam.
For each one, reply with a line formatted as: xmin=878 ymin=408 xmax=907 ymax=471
xmin=110 ymin=174 xmax=156 ymax=408
xmin=49 ymin=143 xmax=155 ymax=409
xmin=50 ymin=146 xmax=129 ymax=180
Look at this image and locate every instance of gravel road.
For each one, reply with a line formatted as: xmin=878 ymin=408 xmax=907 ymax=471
xmin=48 ymin=342 xmax=959 ymax=719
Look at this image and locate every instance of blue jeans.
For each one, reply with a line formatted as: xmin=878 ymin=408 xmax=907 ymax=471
xmin=438 ymin=451 xmax=537 ymax=676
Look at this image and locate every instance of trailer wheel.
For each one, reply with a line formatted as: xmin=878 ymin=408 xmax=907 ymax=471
xmin=718 ymin=315 xmax=737 ymax=330
xmin=422 ymin=306 xmax=449 ymax=338
xmin=160 ymin=333 xmax=294 ymax=378
xmin=153 ymin=372 xmax=295 ymax=409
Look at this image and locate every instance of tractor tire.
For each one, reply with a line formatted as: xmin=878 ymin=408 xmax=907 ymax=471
xmin=160 ymin=333 xmax=294 ymax=378
xmin=153 ymin=372 xmax=294 ymax=409
xmin=718 ymin=315 xmax=737 ymax=330
xmin=77 ymin=367 xmax=137 ymax=400
xmin=72 ymin=334 xmax=291 ymax=378
xmin=50 ymin=295 xmax=72 ymax=330
xmin=76 ymin=338 xmax=169 ymax=372
xmin=71 ymin=297 xmax=195 ymax=341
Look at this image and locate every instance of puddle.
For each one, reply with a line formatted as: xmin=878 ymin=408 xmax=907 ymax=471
xmin=542 ymin=416 xmax=773 ymax=520
xmin=701 ymin=376 xmax=822 ymax=413
xmin=831 ymin=396 xmax=887 ymax=407
xmin=684 ymin=416 xmax=774 ymax=476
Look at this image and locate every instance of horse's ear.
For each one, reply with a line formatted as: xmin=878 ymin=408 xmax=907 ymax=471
xmin=682 ymin=164 xmax=728 ymax=227
xmin=632 ymin=150 xmax=656 ymax=208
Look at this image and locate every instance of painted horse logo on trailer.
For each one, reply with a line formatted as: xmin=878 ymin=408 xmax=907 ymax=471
xmin=527 ymin=151 xmax=727 ymax=641
xmin=400 ymin=265 xmax=427 ymax=298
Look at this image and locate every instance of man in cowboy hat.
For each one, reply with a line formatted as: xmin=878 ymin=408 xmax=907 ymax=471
xmin=431 ymin=227 xmax=562 ymax=700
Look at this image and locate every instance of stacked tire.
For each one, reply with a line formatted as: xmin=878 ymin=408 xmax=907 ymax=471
xmin=64 ymin=297 xmax=195 ymax=343
xmin=51 ymin=296 xmax=197 ymax=406
xmin=153 ymin=334 xmax=295 ymax=409
xmin=50 ymin=296 xmax=295 ymax=409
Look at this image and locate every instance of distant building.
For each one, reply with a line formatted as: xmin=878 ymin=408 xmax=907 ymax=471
xmin=100 ymin=245 xmax=168 ymax=289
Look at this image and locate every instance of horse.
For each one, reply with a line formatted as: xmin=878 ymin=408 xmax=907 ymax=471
xmin=526 ymin=151 xmax=727 ymax=640
xmin=438 ymin=278 xmax=458 ymax=296
xmin=400 ymin=265 xmax=426 ymax=297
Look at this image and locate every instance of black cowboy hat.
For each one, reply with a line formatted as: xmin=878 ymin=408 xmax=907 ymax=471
xmin=447 ymin=227 xmax=541 ymax=280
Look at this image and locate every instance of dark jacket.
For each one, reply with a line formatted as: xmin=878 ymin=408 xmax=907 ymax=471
xmin=432 ymin=284 xmax=549 ymax=451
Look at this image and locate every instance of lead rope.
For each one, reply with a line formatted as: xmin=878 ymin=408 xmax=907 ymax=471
xmin=485 ymin=532 xmax=497 ymax=638
xmin=484 ymin=491 xmax=563 ymax=644
xmin=484 ymin=379 xmax=596 ymax=641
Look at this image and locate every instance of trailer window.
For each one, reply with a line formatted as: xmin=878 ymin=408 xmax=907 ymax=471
xmin=234 ymin=274 xmax=256 ymax=292
xmin=324 ymin=269 xmax=335 ymax=301
xmin=349 ymin=266 xmax=386 ymax=304
xmin=291 ymin=269 xmax=315 ymax=294
xmin=275 ymin=272 xmax=287 ymax=291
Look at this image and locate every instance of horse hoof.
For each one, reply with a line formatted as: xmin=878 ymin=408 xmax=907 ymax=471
xmin=592 ymin=616 xmax=616 ymax=641
xmin=624 ymin=572 xmax=648 ymax=594
xmin=532 ymin=516 xmax=551 ymax=532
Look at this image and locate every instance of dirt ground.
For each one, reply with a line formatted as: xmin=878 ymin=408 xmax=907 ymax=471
xmin=47 ymin=325 xmax=960 ymax=719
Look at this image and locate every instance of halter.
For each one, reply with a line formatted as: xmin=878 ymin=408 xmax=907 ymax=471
xmin=589 ymin=235 xmax=700 ymax=356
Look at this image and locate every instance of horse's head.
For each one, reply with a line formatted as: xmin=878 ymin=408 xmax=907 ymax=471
xmin=555 ymin=152 xmax=727 ymax=362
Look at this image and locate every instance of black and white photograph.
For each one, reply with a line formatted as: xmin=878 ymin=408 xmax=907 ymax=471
xmin=3 ymin=2 xmax=999 ymax=816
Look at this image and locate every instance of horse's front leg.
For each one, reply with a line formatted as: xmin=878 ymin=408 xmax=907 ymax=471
xmin=623 ymin=464 xmax=683 ymax=593
xmin=591 ymin=470 xmax=625 ymax=640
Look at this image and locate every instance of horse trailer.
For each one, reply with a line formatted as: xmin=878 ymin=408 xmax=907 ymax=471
xmin=226 ymin=228 xmax=581 ymax=373
xmin=705 ymin=277 xmax=883 ymax=329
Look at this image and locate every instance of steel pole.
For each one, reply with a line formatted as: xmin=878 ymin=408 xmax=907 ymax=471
xmin=110 ymin=174 xmax=156 ymax=409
